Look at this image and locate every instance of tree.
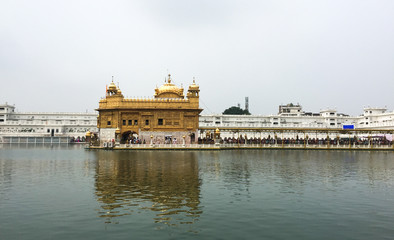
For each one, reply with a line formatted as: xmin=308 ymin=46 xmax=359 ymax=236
xmin=223 ymin=106 xmax=251 ymax=115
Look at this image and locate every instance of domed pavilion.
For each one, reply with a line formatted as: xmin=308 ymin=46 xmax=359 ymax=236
xmin=97 ymin=74 xmax=202 ymax=145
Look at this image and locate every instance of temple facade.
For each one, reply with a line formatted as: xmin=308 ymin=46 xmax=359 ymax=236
xmin=97 ymin=74 xmax=202 ymax=144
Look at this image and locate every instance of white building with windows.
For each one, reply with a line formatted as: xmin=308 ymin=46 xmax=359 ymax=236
xmin=199 ymin=104 xmax=394 ymax=133
xmin=2 ymin=102 xmax=394 ymax=142
xmin=0 ymin=103 xmax=98 ymax=141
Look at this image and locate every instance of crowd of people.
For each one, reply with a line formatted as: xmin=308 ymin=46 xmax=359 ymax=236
xmin=123 ymin=137 xmax=145 ymax=144
xmin=70 ymin=136 xmax=86 ymax=143
xmin=198 ymin=136 xmax=393 ymax=146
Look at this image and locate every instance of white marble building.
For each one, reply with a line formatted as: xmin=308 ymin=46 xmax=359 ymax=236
xmin=0 ymin=103 xmax=98 ymax=140
xmin=199 ymin=104 xmax=394 ymax=137
xmin=1 ymin=103 xmax=393 ymax=142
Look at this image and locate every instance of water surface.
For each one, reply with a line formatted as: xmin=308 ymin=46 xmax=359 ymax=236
xmin=1 ymin=145 xmax=394 ymax=239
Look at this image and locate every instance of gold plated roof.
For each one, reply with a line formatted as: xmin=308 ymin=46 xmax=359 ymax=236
xmin=188 ymin=78 xmax=199 ymax=91
xmin=108 ymin=81 xmax=117 ymax=91
xmin=155 ymin=74 xmax=184 ymax=98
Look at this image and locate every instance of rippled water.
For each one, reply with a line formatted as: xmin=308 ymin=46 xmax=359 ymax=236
xmin=1 ymin=145 xmax=394 ymax=239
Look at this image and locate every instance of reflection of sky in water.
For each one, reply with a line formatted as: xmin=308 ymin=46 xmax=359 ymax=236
xmin=198 ymin=150 xmax=394 ymax=197
xmin=94 ymin=151 xmax=202 ymax=225
xmin=2 ymin=147 xmax=394 ymax=239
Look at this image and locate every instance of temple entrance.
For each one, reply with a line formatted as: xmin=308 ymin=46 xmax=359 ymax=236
xmin=121 ymin=131 xmax=139 ymax=144
xmin=164 ymin=135 xmax=172 ymax=144
xmin=190 ymin=133 xmax=195 ymax=143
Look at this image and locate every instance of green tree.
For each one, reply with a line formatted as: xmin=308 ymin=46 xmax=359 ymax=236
xmin=223 ymin=106 xmax=251 ymax=115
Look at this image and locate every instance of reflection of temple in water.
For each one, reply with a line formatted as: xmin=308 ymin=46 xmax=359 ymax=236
xmin=94 ymin=151 xmax=202 ymax=225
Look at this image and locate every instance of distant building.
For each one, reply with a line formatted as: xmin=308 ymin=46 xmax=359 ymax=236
xmin=278 ymin=103 xmax=303 ymax=116
xmin=0 ymin=103 xmax=97 ymax=140
xmin=200 ymin=104 xmax=394 ymax=137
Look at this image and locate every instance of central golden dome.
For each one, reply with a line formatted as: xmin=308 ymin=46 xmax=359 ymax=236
xmin=154 ymin=74 xmax=184 ymax=98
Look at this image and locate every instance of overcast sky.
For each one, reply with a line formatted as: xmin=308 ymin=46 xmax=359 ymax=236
xmin=1 ymin=0 xmax=393 ymax=115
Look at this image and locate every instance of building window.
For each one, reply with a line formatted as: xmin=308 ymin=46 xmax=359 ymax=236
xmin=145 ymin=120 xmax=149 ymax=125
xmin=134 ymin=120 xmax=138 ymax=125
xmin=107 ymin=121 xmax=111 ymax=126
xmin=128 ymin=120 xmax=132 ymax=125
xmin=123 ymin=120 xmax=126 ymax=125
xmin=158 ymin=118 xmax=163 ymax=126
xmin=47 ymin=129 xmax=50 ymax=133
xmin=56 ymin=129 xmax=59 ymax=133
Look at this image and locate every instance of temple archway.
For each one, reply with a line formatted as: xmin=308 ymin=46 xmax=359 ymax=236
xmin=121 ymin=131 xmax=139 ymax=144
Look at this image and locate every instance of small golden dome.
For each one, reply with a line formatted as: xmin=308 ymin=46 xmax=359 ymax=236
xmin=215 ymin=128 xmax=220 ymax=133
xmin=115 ymin=127 xmax=121 ymax=134
xmin=188 ymin=77 xmax=200 ymax=91
xmin=85 ymin=131 xmax=91 ymax=137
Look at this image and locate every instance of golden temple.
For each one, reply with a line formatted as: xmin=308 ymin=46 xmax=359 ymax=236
xmin=97 ymin=74 xmax=202 ymax=144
